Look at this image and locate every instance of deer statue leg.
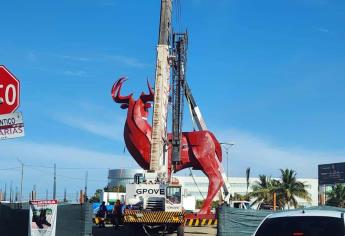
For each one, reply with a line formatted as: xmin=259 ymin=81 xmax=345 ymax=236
xmin=197 ymin=154 xmax=223 ymax=215
xmin=187 ymin=131 xmax=224 ymax=215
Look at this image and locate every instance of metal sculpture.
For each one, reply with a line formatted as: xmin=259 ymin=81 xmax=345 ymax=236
xmin=112 ymin=77 xmax=223 ymax=215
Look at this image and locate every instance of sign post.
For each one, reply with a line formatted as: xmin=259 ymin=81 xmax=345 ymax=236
xmin=318 ymin=162 xmax=345 ymax=185
xmin=318 ymin=162 xmax=345 ymax=205
xmin=0 ymin=112 xmax=25 ymax=140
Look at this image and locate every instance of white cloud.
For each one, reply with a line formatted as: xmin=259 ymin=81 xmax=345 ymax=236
xmin=0 ymin=140 xmax=139 ymax=199
xmin=50 ymin=102 xmax=125 ymax=142
xmin=216 ymin=129 xmax=344 ymax=179
xmin=51 ymin=53 xmax=149 ymax=69
xmin=54 ymin=114 xmax=124 ymax=142
xmin=107 ymin=55 xmax=149 ymax=69
xmin=63 ymin=70 xmax=88 ymax=77
xmin=58 ymin=55 xmax=92 ymax=62
xmin=315 ymin=27 xmax=330 ymax=33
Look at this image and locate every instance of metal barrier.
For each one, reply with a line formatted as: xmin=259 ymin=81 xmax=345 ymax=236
xmin=0 ymin=202 xmax=92 ymax=236
xmin=217 ymin=205 xmax=345 ymax=236
xmin=0 ymin=203 xmax=29 ymax=236
xmin=217 ymin=206 xmax=272 ymax=236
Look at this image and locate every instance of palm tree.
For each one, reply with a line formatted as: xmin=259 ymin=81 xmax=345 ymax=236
xmin=326 ymin=184 xmax=345 ymax=207
xmin=250 ymin=170 xmax=311 ymax=209
xmin=250 ymin=175 xmax=275 ymax=206
xmin=246 ymin=167 xmax=251 ymax=195
xmin=231 ymin=193 xmax=250 ymax=201
xmin=277 ymin=169 xmax=311 ymax=209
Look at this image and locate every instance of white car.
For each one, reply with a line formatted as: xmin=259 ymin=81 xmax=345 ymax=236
xmin=231 ymin=200 xmax=252 ymax=209
xmin=253 ymin=210 xmax=345 ymax=236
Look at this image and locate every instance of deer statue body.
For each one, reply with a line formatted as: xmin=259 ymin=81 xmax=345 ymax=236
xmin=112 ymin=77 xmax=224 ymax=215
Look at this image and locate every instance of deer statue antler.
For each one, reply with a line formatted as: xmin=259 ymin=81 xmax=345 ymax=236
xmin=140 ymin=79 xmax=154 ymax=103
xmin=111 ymin=77 xmax=133 ymax=105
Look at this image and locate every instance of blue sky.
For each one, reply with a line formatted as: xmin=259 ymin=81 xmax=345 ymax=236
xmin=0 ymin=0 xmax=344 ymax=200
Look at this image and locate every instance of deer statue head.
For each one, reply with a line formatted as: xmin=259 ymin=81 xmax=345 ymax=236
xmin=111 ymin=77 xmax=154 ymax=119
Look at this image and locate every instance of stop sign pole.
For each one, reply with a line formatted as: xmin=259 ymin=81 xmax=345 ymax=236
xmin=0 ymin=65 xmax=20 ymax=115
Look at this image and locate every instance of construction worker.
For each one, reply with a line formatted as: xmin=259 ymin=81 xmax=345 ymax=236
xmin=112 ymin=200 xmax=123 ymax=229
xmin=97 ymin=201 xmax=107 ymax=228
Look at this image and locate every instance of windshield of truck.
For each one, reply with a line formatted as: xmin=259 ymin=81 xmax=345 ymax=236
xmin=244 ymin=202 xmax=251 ymax=209
xmin=166 ymin=187 xmax=181 ymax=204
xmin=255 ymin=216 xmax=345 ymax=236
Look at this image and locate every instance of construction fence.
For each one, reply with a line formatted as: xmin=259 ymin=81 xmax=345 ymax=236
xmin=217 ymin=205 xmax=345 ymax=236
xmin=0 ymin=202 xmax=92 ymax=236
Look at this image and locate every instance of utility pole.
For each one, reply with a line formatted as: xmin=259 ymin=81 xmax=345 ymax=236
xmin=20 ymin=163 xmax=23 ymax=202
xmin=64 ymin=188 xmax=67 ymax=202
xmin=15 ymin=186 xmax=18 ymax=202
xmin=4 ymin=183 xmax=7 ymax=201
xmin=273 ymin=192 xmax=277 ymax=211
xmin=17 ymin=158 xmax=24 ymax=203
xmin=33 ymin=185 xmax=36 ymax=200
xmin=84 ymin=171 xmax=88 ymax=202
xmin=9 ymin=181 xmax=12 ymax=202
xmin=53 ymin=163 xmax=56 ymax=200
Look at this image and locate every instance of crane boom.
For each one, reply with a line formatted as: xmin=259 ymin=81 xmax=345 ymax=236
xmin=150 ymin=0 xmax=173 ymax=179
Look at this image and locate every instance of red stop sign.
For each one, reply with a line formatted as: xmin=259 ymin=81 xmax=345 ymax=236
xmin=0 ymin=66 xmax=20 ymax=115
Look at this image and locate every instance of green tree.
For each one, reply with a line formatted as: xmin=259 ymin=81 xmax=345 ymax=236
xmin=196 ymin=199 xmax=219 ymax=209
xmin=89 ymin=189 xmax=103 ymax=203
xmin=250 ymin=175 xmax=276 ymax=207
xmin=276 ymin=169 xmax=311 ymax=209
xmin=326 ymin=184 xmax=345 ymax=208
xmin=231 ymin=193 xmax=250 ymax=201
xmin=104 ymin=185 xmax=126 ymax=192
xmin=249 ymin=169 xmax=310 ymax=210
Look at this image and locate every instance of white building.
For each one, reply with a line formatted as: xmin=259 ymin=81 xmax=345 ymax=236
xmin=108 ymin=169 xmax=319 ymax=207
xmin=176 ymin=176 xmax=319 ymax=207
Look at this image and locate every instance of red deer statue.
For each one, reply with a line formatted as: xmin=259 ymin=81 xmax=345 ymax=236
xmin=111 ymin=77 xmax=224 ymax=215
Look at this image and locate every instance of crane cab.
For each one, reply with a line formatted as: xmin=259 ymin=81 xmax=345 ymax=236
xmin=125 ymin=172 xmax=183 ymax=212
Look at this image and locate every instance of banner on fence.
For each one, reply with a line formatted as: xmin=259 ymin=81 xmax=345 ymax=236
xmin=29 ymin=200 xmax=58 ymax=236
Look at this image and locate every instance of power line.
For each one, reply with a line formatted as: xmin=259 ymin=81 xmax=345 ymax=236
xmin=26 ymin=166 xmax=105 ymax=182
xmin=0 ymin=164 xmax=109 ymax=170
xmin=25 ymin=164 xmax=108 ymax=170
xmin=0 ymin=167 xmax=20 ymax=171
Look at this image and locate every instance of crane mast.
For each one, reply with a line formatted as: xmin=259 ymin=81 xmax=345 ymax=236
xmin=150 ymin=0 xmax=230 ymax=201
xmin=171 ymin=33 xmax=188 ymax=165
xmin=150 ymin=0 xmax=173 ymax=179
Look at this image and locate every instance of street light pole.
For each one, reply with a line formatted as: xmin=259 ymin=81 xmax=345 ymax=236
xmin=220 ymin=142 xmax=235 ymax=180
xmin=17 ymin=158 xmax=24 ymax=203
xmin=53 ymin=163 xmax=56 ymax=200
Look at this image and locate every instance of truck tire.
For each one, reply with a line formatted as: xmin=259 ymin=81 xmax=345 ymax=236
xmin=167 ymin=224 xmax=175 ymax=234
xmin=177 ymin=224 xmax=184 ymax=236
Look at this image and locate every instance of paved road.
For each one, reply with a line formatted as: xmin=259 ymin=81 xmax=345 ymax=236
xmin=92 ymin=225 xmax=216 ymax=236
xmin=184 ymin=226 xmax=216 ymax=236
